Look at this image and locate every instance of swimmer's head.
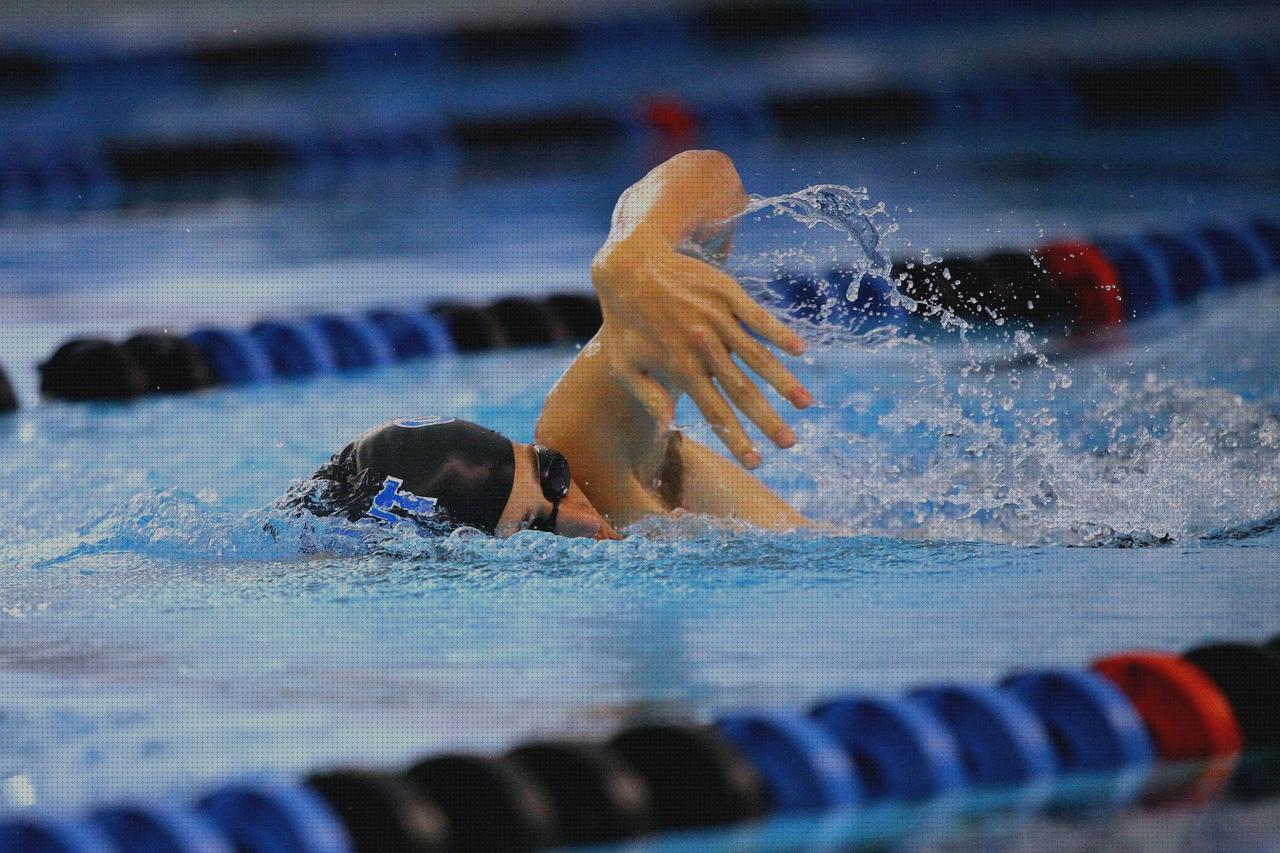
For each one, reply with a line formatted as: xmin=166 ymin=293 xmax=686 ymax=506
xmin=296 ymin=417 xmax=619 ymax=540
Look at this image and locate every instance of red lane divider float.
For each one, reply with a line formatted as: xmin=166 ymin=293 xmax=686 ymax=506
xmin=1037 ymin=241 xmax=1126 ymax=330
xmin=643 ymin=98 xmax=701 ymax=148
xmin=1093 ymin=652 xmax=1244 ymax=761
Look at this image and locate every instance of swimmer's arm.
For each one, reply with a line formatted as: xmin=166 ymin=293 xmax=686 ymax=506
xmin=537 ymin=336 xmax=671 ymax=527
xmin=588 ymin=150 xmax=812 ymax=466
xmin=536 ymin=329 xmax=808 ymax=529
xmin=537 ymin=150 xmax=812 ymax=528
xmin=674 ymin=436 xmax=810 ymax=529
xmin=599 ymin=148 xmax=751 ymax=250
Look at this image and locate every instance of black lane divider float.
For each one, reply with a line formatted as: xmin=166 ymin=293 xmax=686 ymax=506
xmin=1 ymin=636 xmax=1276 ymax=852
xmin=0 ymin=363 xmax=17 ymax=413
xmin=2 ymin=48 xmax=1278 ymax=216
xmin=17 ymin=215 xmax=1278 ymax=408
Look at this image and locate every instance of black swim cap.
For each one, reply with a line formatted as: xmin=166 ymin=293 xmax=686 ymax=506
xmin=301 ymin=417 xmax=516 ymax=533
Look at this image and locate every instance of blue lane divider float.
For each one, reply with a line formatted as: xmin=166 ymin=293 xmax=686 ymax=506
xmin=90 ymin=803 xmax=233 ymax=853
xmin=2 ymin=634 xmax=1277 ymax=852
xmin=1141 ymin=232 xmax=1227 ymax=303
xmin=364 ymin=310 xmax=453 ymax=360
xmin=185 ymin=328 xmax=276 ymax=386
xmin=1061 ymin=215 xmax=1279 ymax=328
xmin=1002 ymin=670 xmax=1154 ymax=772
xmin=810 ymin=696 xmax=967 ymax=801
xmin=248 ymin=320 xmax=336 ymax=378
xmin=766 ymin=271 xmax=905 ymax=334
xmin=1250 ymin=216 xmax=1280 ymax=269
xmin=0 ymin=819 xmax=116 ymax=850
xmin=715 ymin=712 xmax=863 ymax=813
xmin=1197 ymin=223 xmax=1272 ymax=285
xmin=1091 ymin=237 xmax=1176 ymax=321
xmin=910 ymin=684 xmax=1058 ymax=787
xmin=197 ymin=778 xmax=354 ymax=853
xmin=0 ymin=819 xmax=118 ymax=853
xmin=309 ymin=315 xmax=396 ymax=371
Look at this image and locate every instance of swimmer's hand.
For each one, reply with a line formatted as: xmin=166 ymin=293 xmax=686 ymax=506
xmin=590 ymin=150 xmax=812 ymax=469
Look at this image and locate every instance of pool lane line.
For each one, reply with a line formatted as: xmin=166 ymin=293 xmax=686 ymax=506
xmin=15 ymin=214 xmax=1280 ymax=411
xmin=6 ymin=6 xmax=1274 ymax=100
xmin=23 ymin=293 xmax=599 ymax=407
xmin=3 ymin=48 xmax=1279 ymax=217
xmin=1 ymin=637 xmax=1276 ymax=852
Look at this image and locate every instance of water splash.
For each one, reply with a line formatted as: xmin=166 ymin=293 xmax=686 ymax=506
xmin=702 ymin=184 xmax=1280 ymax=546
xmin=718 ymin=184 xmax=991 ymax=351
xmin=744 ymin=185 xmax=893 ymax=273
xmin=24 ymin=485 xmax=643 ymax=570
xmin=24 ymin=489 xmax=385 ymax=569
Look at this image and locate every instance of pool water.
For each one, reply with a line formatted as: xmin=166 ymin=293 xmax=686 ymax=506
xmin=1 ymin=119 xmax=1279 ymax=841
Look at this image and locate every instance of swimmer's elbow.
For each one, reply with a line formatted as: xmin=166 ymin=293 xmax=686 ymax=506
xmin=668 ymin=150 xmax=742 ymax=192
xmin=589 ymin=245 xmax=616 ymax=288
xmin=665 ymin=149 xmax=735 ymax=176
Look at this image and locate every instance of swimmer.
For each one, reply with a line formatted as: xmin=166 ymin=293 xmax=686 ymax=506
xmin=297 ymin=151 xmax=812 ymax=539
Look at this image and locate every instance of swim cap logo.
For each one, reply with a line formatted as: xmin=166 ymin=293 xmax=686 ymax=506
xmin=367 ymin=476 xmax=439 ymax=526
xmin=394 ymin=416 xmax=455 ymax=429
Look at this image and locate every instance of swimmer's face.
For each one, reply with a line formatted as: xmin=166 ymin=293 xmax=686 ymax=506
xmin=495 ymin=442 xmax=622 ymax=540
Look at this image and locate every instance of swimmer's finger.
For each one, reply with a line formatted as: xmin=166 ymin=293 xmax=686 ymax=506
xmin=723 ymin=284 xmax=806 ymax=357
xmin=670 ymin=252 xmax=802 ymax=354
xmin=684 ymin=374 xmax=757 ymax=468
xmin=704 ymin=345 xmax=794 ymax=449
xmin=717 ymin=318 xmax=812 ymax=410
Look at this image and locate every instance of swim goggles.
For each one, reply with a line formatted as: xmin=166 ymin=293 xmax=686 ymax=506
xmin=530 ymin=445 xmax=571 ymax=532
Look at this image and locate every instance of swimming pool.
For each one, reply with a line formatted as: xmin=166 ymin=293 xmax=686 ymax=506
xmin=2 ymin=119 xmax=1279 ymax=826
xmin=3 ymin=5 xmax=1280 ymax=846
